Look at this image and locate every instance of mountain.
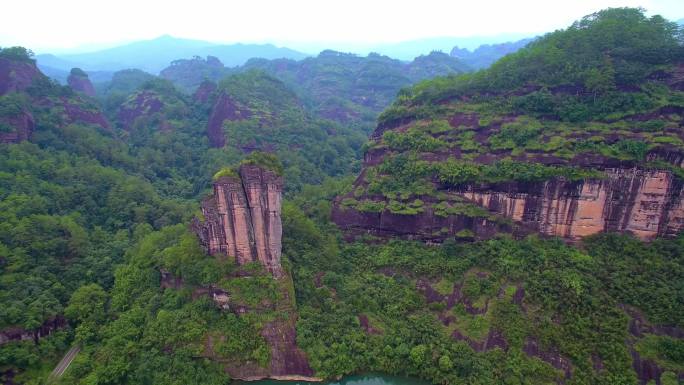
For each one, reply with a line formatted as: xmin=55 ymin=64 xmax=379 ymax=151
xmin=35 ymin=35 xmax=308 ymax=74
xmin=327 ymin=9 xmax=684 ymax=383
xmin=0 ymin=44 xmax=363 ymax=384
xmin=159 ymin=50 xmax=469 ymax=133
xmin=159 ymin=56 xmax=232 ymax=92
xmin=2 ymin=9 xmax=684 ymax=385
xmin=450 ymin=38 xmax=535 ymax=69
xmin=292 ymin=34 xmax=535 ymax=61
xmin=334 ymin=8 xmax=684 ymax=243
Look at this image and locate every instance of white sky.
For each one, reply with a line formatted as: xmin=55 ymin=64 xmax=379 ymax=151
xmin=2 ymin=0 xmax=683 ymax=52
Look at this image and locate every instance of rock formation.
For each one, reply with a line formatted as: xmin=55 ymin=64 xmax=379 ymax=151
xmin=333 ymin=167 xmax=684 ymax=242
xmin=0 ymin=316 xmax=66 ymax=346
xmin=0 ymin=109 xmax=34 ymax=144
xmin=0 ymin=57 xmax=42 ymax=96
xmin=0 ymin=56 xmax=109 ymax=142
xmin=193 ymin=80 xmax=216 ymax=104
xmin=67 ymin=68 xmax=96 ymax=97
xmin=192 ymin=164 xmax=284 ymax=278
xmin=117 ymin=90 xmax=165 ymax=130
xmin=459 ymin=168 xmax=684 ymax=241
xmin=206 ymin=91 xmax=251 ymax=147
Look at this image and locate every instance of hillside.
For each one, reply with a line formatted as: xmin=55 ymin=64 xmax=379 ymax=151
xmin=0 ymin=44 xmax=366 ymax=384
xmin=334 ymin=8 xmax=684 ymax=242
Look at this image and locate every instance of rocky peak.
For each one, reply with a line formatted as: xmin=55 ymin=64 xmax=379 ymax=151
xmin=0 ymin=56 xmax=43 ymax=96
xmin=192 ymin=163 xmax=284 ymax=278
xmin=67 ymin=68 xmax=96 ymax=97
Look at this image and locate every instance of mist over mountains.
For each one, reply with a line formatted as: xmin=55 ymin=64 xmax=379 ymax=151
xmin=34 ymin=34 xmax=538 ymax=83
xmin=35 ymin=35 xmax=308 ymax=75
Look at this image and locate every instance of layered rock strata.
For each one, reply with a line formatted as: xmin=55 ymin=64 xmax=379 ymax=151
xmin=460 ymin=168 xmax=684 ymax=241
xmin=334 ymin=168 xmax=684 ymax=242
xmin=192 ymin=164 xmax=284 ymax=277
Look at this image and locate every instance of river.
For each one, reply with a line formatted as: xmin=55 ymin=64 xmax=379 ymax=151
xmin=239 ymin=374 xmax=431 ymax=385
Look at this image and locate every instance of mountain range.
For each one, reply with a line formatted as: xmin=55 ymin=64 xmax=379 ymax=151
xmin=35 ymin=35 xmax=308 ymax=75
xmin=35 ymin=34 xmax=538 ymax=83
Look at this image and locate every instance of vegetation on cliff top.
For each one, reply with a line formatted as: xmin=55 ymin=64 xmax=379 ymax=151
xmin=344 ymin=8 xmax=684 ymax=219
xmin=0 ymin=47 xmax=35 ymax=63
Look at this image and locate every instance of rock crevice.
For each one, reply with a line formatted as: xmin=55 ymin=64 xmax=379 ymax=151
xmin=192 ymin=164 xmax=283 ymax=277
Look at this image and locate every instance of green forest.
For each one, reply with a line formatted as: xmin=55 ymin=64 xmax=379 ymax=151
xmin=0 ymin=7 xmax=683 ymax=385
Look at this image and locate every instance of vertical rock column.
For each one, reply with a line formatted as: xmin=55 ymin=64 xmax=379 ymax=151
xmin=192 ymin=165 xmax=284 ymax=278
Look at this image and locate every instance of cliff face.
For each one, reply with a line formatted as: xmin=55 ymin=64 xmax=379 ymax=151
xmin=117 ymin=90 xmax=165 ymax=130
xmin=192 ymin=164 xmax=284 ymax=277
xmin=1 ymin=58 xmax=109 ymax=142
xmin=193 ymin=80 xmax=216 ymax=104
xmin=0 ymin=57 xmax=43 ymax=96
xmin=0 ymin=317 xmax=66 ymax=346
xmin=0 ymin=109 xmax=34 ymax=144
xmin=333 ymin=167 xmax=684 ymax=242
xmin=206 ymin=91 xmax=251 ymax=147
xmin=460 ymin=168 xmax=684 ymax=241
xmin=67 ymin=69 xmax=96 ymax=97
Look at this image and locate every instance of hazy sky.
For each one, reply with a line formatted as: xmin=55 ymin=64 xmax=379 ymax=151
xmin=2 ymin=0 xmax=683 ymax=52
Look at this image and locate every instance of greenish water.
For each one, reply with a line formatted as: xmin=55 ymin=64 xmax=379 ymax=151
xmin=239 ymin=374 xmax=431 ymax=385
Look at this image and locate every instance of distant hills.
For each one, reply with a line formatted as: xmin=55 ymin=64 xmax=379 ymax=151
xmin=364 ymin=34 xmax=534 ymax=61
xmin=450 ymin=37 xmax=535 ymax=69
xmin=35 ymin=35 xmax=308 ymax=76
xmin=33 ymin=34 xmax=550 ymax=87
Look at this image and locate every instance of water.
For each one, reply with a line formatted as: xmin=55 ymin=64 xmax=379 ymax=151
xmin=239 ymin=373 xmax=431 ymax=385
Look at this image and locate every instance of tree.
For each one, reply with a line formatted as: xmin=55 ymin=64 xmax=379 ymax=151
xmin=439 ymin=355 xmax=453 ymax=372
xmin=65 ymin=284 xmax=107 ymax=324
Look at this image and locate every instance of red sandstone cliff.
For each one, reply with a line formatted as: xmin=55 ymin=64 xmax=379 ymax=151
xmin=333 ymin=166 xmax=684 ymax=242
xmin=192 ymin=164 xmax=284 ymax=277
xmin=459 ymin=168 xmax=684 ymax=241
xmin=0 ymin=58 xmax=109 ymax=142
xmin=0 ymin=110 xmax=34 ymax=144
xmin=117 ymin=90 xmax=164 ymax=130
xmin=0 ymin=57 xmax=43 ymax=96
xmin=206 ymin=92 xmax=251 ymax=147
xmin=193 ymin=80 xmax=217 ymax=104
xmin=67 ymin=68 xmax=96 ymax=97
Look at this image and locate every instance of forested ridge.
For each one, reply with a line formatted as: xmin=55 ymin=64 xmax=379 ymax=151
xmin=0 ymin=7 xmax=683 ymax=385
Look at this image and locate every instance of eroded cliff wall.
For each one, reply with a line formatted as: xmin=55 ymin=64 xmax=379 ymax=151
xmin=460 ymin=168 xmax=684 ymax=241
xmin=192 ymin=164 xmax=284 ymax=277
xmin=333 ymin=167 xmax=684 ymax=242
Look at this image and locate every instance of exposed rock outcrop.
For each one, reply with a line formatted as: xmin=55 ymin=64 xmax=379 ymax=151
xmin=1 ymin=58 xmax=109 ymax=142
xmin=192 ymin=164 xmax=284 ymax=278
xmin=459 ymin=168 xmax=684 ymax=241
xmin=67 ymin=68 xmax=96 ymax=97
xmin=0 ymin=57 xmax=43 ymax=96
xmin=0 ymin=317 xmax=67 ymax=346
xmin=206 ymin=92 xmax=251 ymax=147
xmin=193 ymin=80 xmax=217 ymax=104
xmin=117 ymin=90 xmax=165 ymax=130
xmin=334 ymin=167 xmax=684 ymax=242
xmin=0 ymin=109 xmax=34 ymax=143
xmin=215 ymin=317 xmax=317 ymax=382
xmin=523 ymin=337 xmax=573 ymax=379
